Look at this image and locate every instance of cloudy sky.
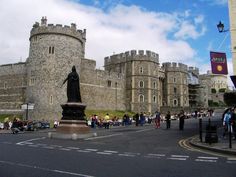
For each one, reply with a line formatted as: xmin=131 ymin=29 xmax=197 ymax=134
xmin=0 ymin=0 xmax=232 ymax=84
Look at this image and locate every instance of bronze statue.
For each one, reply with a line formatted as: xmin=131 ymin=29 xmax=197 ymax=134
xmin=62 ymin=66 xmax=82 ymax=102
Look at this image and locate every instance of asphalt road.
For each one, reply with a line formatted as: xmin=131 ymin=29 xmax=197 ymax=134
xmin=0 ymin=116 xmax=235 ymax=177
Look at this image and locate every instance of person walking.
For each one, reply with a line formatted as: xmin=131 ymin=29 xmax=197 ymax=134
xmin=179 ymin=110 xmax=185 ymax=130
xmin=155 ymin=111 xmax=161 ymax=128
xmin=166 ymin=111 xmax=171 ymax=129
xmin=223 ymin=109 xmax=232 ymax=138
xmin=231 ymin=107 xmax=236 ymax=139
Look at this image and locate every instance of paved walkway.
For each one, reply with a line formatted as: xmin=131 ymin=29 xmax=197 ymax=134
xmin=189 ymin=135 xmax=236 ymax=156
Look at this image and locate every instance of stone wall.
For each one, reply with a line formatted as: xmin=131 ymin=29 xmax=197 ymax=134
xmin=80 ymin=58 xmax=126 ymax=111
xmin=0 ymin=63 xmax=27 ymax=109
xmin=162 ymin=62 xmax=189 ymax=108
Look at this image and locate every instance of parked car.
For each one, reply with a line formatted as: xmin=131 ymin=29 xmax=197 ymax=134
xmin=26 ymin=120 xmax=50 ymax=131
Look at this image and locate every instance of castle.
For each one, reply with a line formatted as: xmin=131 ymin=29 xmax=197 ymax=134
xmin=0 ymin=17 xmax=227 ymax=120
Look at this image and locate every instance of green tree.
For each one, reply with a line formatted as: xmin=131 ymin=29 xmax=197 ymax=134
xmin=219 ymin=88 xmax=226 ymax=93
xmin=211 ymin=88 xmax=216 ymax=93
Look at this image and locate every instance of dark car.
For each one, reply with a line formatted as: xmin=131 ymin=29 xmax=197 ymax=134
xmin=26 ymin=121 xmax=50 ymax=131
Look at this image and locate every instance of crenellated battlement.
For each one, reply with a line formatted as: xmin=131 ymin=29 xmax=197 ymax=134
xmin=104 ymin=50 xmax=159 ymax=66
xmin=162 ymin=62 xmax=188 ymax=72
xmin=188 ymin=66 xmax=199 ymax=76
xmin=30 ymin=17 xmax=86 ymax=42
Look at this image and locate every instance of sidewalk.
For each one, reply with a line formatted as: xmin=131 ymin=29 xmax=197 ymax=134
xmin=189 ymin=135 xmax=236 ymax=156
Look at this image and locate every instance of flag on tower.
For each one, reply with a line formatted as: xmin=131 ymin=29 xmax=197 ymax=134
xmin=210 ymin=51 xmax=228 ymax=75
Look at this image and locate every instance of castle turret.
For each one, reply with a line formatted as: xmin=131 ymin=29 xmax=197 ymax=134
xmin=104 ymin=50 xmax=163 ymax=113
xmin=162 ymin=62 xmax=189 ymax=109
xmin=26 ymin=17 xmax=86 ymax=120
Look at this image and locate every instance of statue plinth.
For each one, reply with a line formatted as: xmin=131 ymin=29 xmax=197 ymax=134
xmin=61 ymin=102 xmax=86 ymax=120
xmin=54 ymin=102 xmax=91 ymax=139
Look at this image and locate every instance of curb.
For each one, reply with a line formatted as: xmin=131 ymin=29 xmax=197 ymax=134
xmin=189 ymin=137 xmax=236 ymax=156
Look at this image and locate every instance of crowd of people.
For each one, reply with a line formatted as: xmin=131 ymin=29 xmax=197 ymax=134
xmin=86 ymin=110 xmax=203 ymax=130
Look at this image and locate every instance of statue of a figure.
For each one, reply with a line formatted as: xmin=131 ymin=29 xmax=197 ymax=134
xmin=62 ymin=66 xmax=82 ymax=102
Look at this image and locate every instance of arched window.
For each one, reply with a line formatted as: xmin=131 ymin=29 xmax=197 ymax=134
xmin=139 ymin=95 xmax=144 ymax=102
xmin=153 ymin=95 xmax=156 ymax=103
xmin=153 ymin=82 xmax=157 ymax=89
xmin=139 ymin=81 xmax=144 ymax=88
xmin=139 ymin=67 xmax=143 ymax=74
xmin=107 ymin=80 xmax=112 ymax=87
xmin=173 ymin=99 xmax=178 ymax=106
xmin=50 ymin=95 xmax=53 ymax=104
xmin=173 ymin=77 xmax=176 ymax=83
xmin=174 ymin=87 xmax=177 ymax=94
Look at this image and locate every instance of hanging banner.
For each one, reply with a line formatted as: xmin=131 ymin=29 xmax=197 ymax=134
xmin=210 ymin=51 xmax=228 ymax=75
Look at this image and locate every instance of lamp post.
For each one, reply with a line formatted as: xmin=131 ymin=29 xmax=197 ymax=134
xmin=216 ymin=21 xmax=236 ymax=88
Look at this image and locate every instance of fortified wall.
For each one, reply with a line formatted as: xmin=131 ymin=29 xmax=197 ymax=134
xmin=80 ymin=58 xmax=126 ymax=111
xmin=0 ymin=62 xmax=27 ymax=110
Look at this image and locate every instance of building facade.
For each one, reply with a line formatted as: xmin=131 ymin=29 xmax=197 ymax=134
xmin=0 ymin=17 xmax=219 ymax=120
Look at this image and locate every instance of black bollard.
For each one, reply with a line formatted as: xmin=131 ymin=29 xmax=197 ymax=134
xmin=229 ymin=125 xmax=232 ymax=149
xmin=199 ymin=118 xmax=202 ymax=142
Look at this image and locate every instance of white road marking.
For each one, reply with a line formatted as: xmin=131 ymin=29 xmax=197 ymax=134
xmin=167 ymin=157 xmax=187 ymax=161
xmin=0 ymin=160 xmax=95 ymax=177
xmin=59 ymin=148 xmax=71 ymax=151
xmin=226 ymin=161 xmax=236 ymax=164
xmin=195 ymin=159 xmax=217 ymax=163
xmin=124 ymin=152 xmax=140 ymax=156
xmin=85 ymin=149 xmax=98 ymax=152
xmin=67 ymin=147 xmax=80 ymax=150
xmin=103 ymin=150 xmax=118 ymax=154
xmin=171 ymin=155 xmax=189 ymax=158
xmin=84 ymin=133 xmax=123 ymax=140
xmin=16 ymin=137 xmax=46 ymax=145
xmin=77 ymin=150 xmax=91 ymax=153
xmin=197 ymin=156 xmax=218 ymax=160
xmin=227 ymin=157 xmax=236 ymax=161
xmin=96 ymin=152 xmax=112 ymax=155
xmin=147 ymin=153 xmax=166 ymax=157
xmin=42 ymin=146 xmax=55 ymax=150
xmin=50 ymin=145 xmax=63 ymax=148
xmin=118 ymin=154 xmax=135 ymax=157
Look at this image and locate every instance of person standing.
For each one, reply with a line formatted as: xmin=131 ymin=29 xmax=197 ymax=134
xmin=166 ymin=111 xmax=171 ymax=129
xmin=179 ymin=110 xmax=185 ymax=130
xmin=104 ymin=113 xmax=110 ymax=129
xmin=155 ymin=111 xmax=161 ymax=128
xmin=135 ymin=113 xmax=139 ymax=126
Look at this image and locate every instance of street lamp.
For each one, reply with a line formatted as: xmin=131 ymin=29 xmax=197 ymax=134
xmin=217 ymin=21 xmax=229 ymax=33
xmin=216 ymin=21 xmax=236 ymax=88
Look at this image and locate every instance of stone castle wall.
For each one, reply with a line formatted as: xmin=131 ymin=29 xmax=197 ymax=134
xmin=162 ymin=62 xmax=189 ymax=108
xmin=104 ymin=50 xmax=163 ymax=114
xmin=80 ymin=58 xmax=126 ymax=111
xmin=0 ymin=63 xmax=27 ymax=109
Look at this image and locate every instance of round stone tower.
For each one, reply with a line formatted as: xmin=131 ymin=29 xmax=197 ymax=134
xmin=26 ymin=17 xmax=86 ymax=120
xmin=104 ymin=50 xmax=164 ymax=114
xmin=162 ymin=62 xmax=189 ymax=110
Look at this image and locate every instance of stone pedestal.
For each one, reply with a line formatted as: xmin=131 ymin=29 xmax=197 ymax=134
xmin=49 ymin=102 xmax=95 ymax=140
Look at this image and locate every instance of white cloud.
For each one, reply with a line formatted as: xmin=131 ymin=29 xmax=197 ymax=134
xmin=194 ymin=15 xmax=204 ymax=24
xmin=0 ymin=0 xmax=202 ymax=68
xmin=174 ymin=21 xmax=206 ymax=40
